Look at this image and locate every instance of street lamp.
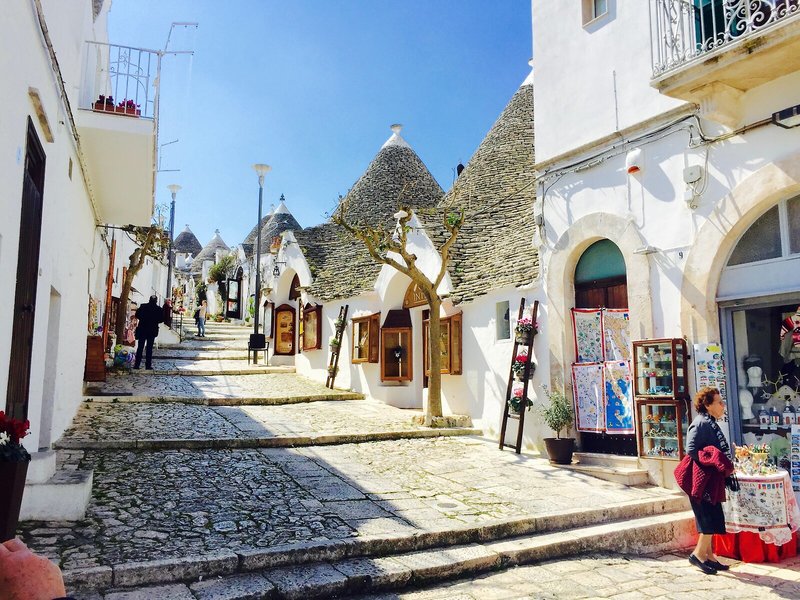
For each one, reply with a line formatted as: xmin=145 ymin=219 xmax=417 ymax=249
xmin=251 ymin=163 xmax=271 ymax=363
xmin=166 ymin=184 xmax=181 ymax=304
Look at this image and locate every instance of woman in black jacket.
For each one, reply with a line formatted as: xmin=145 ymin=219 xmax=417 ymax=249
xmin=685 ymin=386 xmax=730 ymax=575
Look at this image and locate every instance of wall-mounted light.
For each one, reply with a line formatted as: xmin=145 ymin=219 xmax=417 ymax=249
xmin=772 ymin=104 xmax=800 ymax=129
xmin=633 ymin=245 xmax=658 ymax=255
xmin=272 ymin=260 xmax=286 ymax=277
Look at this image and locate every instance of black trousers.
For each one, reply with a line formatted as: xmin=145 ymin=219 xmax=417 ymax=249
xmin=135 ymin=336 xmax=155 ymax=368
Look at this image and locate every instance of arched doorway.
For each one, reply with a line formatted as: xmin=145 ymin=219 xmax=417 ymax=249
xmin=574 ymin=239 xmax=637 ymax=456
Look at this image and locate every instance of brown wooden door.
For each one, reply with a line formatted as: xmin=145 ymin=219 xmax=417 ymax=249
xmin=6 ymin=119 xmax=46 ymax=420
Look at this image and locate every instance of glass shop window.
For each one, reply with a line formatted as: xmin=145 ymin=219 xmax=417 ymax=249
xmin=730 ymin=301 xmax=800 ymax=469
xmin=496 ymin=301 xmax=510 ymax=340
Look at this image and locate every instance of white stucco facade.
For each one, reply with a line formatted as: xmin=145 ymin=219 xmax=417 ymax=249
xmin=532 ymin=1 xmax=800 ymax=481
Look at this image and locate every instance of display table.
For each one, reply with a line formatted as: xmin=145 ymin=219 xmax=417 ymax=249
xmin=713 ymin=471 xmax=800 ymax=563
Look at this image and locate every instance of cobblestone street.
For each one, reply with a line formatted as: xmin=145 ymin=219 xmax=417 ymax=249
xmin=19 ymin=322 xmax=782 ymax=598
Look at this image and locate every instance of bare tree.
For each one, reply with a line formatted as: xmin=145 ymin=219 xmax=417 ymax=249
xmin=332 ymin=193 xmax=464 ymax=424
xmin=114 ymin=221 xmax=169 ymax=343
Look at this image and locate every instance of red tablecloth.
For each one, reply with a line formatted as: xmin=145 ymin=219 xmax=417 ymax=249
xmin=714 ymin=531 xmax=798 ymax=563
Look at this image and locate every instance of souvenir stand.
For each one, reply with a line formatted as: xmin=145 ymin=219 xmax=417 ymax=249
xmin=714 ymin=444 xmax=800 ymax=563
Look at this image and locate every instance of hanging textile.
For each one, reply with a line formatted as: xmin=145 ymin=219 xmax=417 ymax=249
xmin=572 ymin=308 xmax=603 ymax=363
xmin=602 ymin=309 xmax=631 ymax=361
xmin=572 ymin=362 xmax=605 ymax=432
xmin=603 ymin=360 xmax=635 ymax=434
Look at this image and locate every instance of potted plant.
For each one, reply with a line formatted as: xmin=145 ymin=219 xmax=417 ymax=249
xmin=334 ymin=317 xmax=345 ymax=330
xmin=515 ymin=316 xmax=538 ymax=345
xmin=116 ymin=99 xmax=141 ymax=117
xmin=539 ymin=382 xmax=575 ymax=464
xmin=329 ymin=336 xmax=341 ymax=351
xmin=0 ymin=412 xmax=31 ymax=541
xmin=511 ymin=350 xmax=534 ymax=380
xmin=508 ymin=386 xmax=533 ymax=414
xmin=92 ymin=94 xmax=115 ymax=112
xmin=327 ymin=365 xmax=339 ymax=377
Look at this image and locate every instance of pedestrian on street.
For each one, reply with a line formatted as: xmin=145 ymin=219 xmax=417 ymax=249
xmin=134 ymin=295 xmax=164 ymax=370
xmin=197 ymin=299 xmax=207 ymax=337
xmin=675 ymin=386 xmax=734 ymax=575
xmin=162 ymin=299 xmax=173 ymax=328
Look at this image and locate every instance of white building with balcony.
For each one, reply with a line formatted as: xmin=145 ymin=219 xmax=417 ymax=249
xmin=532 ymin=0 xmax=800 ymax=485
xmin=0 ymin=0 xmax=161 ymax=519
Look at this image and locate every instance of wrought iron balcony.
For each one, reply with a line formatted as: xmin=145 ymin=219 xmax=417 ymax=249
xmin=651 ymin=0 xmax=800 ymax=76
xmin=81 ymin=42 xmax=158 ymax=117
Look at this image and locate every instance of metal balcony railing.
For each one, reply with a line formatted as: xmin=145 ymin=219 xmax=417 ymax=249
xmin=650 ymin=0 xmax=800 ymax=76
xmin=81 ymin=42 xmax=158 ymax=119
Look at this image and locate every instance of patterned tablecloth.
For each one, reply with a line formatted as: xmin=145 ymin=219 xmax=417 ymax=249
xmin=724 ymin=471 xmax=800 ymax=545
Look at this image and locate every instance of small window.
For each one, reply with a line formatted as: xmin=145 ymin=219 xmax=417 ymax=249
xmin=582 ymin=0 xmax=608 ymax=24
xmin=352 ymin=313 xmax=379 ymax=364
xmin=788 ymin=195 xmax=800 ymax=255
xmin=423 ymin=313 xmax=463 ymax=375
xmin=496 ymin=301 xmax=510 ymax=340
xmin=381 ymin=328 xmax=412 ymax=381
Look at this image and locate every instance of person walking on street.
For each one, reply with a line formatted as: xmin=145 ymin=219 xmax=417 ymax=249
xmin=162 ymin=299 xmax=173 ymax=328
xmin=134 ymin=295 xmax=164 ymax=370
xmin=197 ymin=300 xmax=207 ymax=337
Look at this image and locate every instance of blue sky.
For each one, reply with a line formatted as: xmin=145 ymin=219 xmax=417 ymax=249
xmin=109 ymin=1 xmax=532 ymax=248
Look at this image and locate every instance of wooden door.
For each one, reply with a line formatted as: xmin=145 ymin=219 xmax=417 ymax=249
xmin=6 ymin=119 xmax=46 ymax=420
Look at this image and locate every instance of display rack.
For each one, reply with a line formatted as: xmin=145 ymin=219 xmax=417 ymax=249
xmin=326 ymin=304 xmax=349 ymax=389
xmin=633 ymin=338 xmax=690 ymax=459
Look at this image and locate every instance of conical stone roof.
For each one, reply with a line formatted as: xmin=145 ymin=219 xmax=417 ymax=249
xmin=242 ymin=204 xmax=275 ymax=253
xmin=435 ymin=70 xmax=537 ymax=305
xmin=337 ymin=125 xmax=443 ymax=226
xmin=297 ymin=126 xmax=442 ymax=301
xmin=173 ymin=225 xmax=202 ymax=256
xmin=257 ymin=196 xmax=301 ymax=252
xmin=191 ymin=229 xmax=230 ymax=274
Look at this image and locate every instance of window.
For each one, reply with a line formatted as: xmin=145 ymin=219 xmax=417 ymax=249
xmin=273 ymin=304 xmax=296 ymax=355
xmin=302 ymin=303 xmax=322 ymax=351
xmin=727 ymin=197 xmax=800 ymax=267
xmin=423 ymin=313 xmax=463 ymax=375
xmin=582 ymin=0 xmax=608 ymax=25
xmin=351 ymin=313 xmax=379 ymax=364
xmin=381 ymin=328 xmax=412 ymax=381
xmin=496 ymin=301 xmax=510 ymax=340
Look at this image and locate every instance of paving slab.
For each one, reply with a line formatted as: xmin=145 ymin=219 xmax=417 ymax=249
xmin=129 ymin=359 xmax=293 ymax=375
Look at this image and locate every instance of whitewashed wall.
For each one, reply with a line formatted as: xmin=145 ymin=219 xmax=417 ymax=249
xmin=0 ymin=0 xmax=111 ymax=451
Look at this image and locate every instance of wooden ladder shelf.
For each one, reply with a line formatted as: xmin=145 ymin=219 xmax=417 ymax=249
xmin=326 ymin=304 xmax=349 ymax=389
xmin=499 ymin=298 xmax=539 ymax=454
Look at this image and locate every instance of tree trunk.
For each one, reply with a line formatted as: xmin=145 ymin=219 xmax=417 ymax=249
xmin=426 ymin=295 xmax=443 ymax=423
xmin=114 ymin=262 xmax=139 ymax=343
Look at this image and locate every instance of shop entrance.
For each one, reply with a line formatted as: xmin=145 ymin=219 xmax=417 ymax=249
xmin=574 ymin=239 xmax=637 ymax=456
xmin=718 ymin=194 xmax=800 ymax=467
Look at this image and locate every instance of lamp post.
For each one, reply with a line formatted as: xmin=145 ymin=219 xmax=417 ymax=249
xmin=166 ymin=184 xmax=181 ymax=304
xmin=252 ymin=164 xmax=271 ymax=364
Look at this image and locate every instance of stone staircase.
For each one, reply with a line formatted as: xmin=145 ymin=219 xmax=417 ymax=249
xmin=65 ymin=496 xmax=693 ymax=597
xmin=563 ymin=452 xmax=651 ymax=486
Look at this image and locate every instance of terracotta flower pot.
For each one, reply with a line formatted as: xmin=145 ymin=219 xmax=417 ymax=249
xmin=515 ymin=330 xmax=533 ymax=346
xmin=543 ymin=438 xmax=575 ymax=465
xmin=0 ymin=460 xmax=29 ymax=542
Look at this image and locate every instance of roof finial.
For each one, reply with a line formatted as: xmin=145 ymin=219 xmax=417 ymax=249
xmin=391 ymin=123 xmax=402 ymax=135
xmin=280 ymin=193 xmax=286 ymax=203
xmin=214 ymin=229 xmax=220 ymax=235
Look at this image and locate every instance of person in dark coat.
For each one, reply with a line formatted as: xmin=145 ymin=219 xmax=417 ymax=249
xmin=134 ymin=295 xmax=164 ymax=370
xmin=683 ymin=386 xmax=733 ymax=575
xmin=162 ymin=299 xmax=173 ymax=328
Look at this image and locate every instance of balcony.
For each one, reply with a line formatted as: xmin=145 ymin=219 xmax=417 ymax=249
xmin=75 ymin=42 xmax=158 ymax=226
xmin=650 ymin=0 xmax=800 ymax=126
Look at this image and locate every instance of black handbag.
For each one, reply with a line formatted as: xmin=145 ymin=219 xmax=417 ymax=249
xmin=725 ymin=473 xmax=740 ymax=492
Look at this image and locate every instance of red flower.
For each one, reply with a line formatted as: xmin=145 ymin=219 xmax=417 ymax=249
xmin=0 ymin=411 xmax=30 ymax=444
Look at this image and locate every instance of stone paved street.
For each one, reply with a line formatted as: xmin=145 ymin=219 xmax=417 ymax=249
xmin=57 ymin=398 xmax=434 ymax=445
xmin=357 ymin=551 xmax=800 ymax=599
xmin=87 ymin=372 xmax=359 ymax=401
xmin=20 ymin=437 xmax=679 ymax=573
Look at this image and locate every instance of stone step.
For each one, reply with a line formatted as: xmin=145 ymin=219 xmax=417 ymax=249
xmin=65 ymin=500 xmax=692 ymax=596
xmin=560 ymin=463 xmax=651 ymax=486
xmin=128 ymin=365 xmax=294 ymax=376
xmin=151 ymin=352 xmax=248 ymax=360
xmin=54 ymin=427 xmax=484 ymax=451
xmin=573 ymin=452 xmax=641 ymax=469
xmin=21 ymin=468 xmax=93 ymax=521
xmin=82 ymin=392 xmax=364 ymax=406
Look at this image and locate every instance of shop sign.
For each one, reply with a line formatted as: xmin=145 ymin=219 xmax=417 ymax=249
xmin=403 ymin=282 xmax=427 ymax=309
